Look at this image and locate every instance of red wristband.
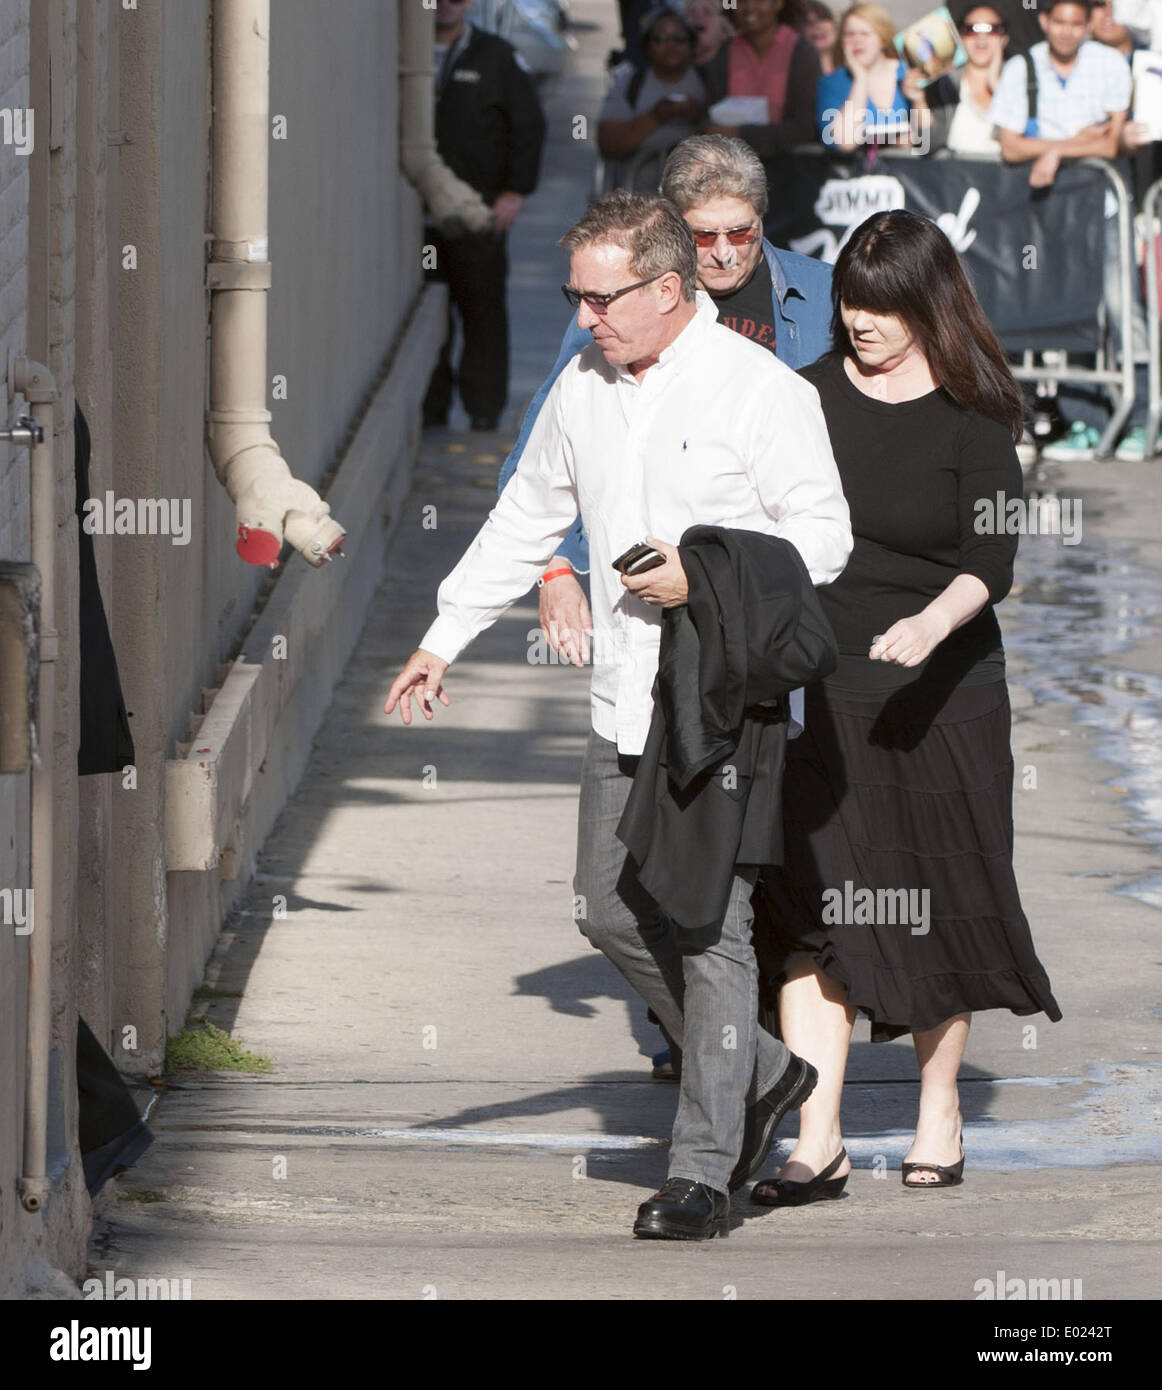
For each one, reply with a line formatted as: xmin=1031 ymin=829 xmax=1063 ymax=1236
xmin=537 ymin=567 xmax=574 ymax=588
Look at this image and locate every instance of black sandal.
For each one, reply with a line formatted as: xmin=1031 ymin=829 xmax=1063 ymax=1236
xmin=751 ymin=1148 xmax=849 ymax=1206
xmin=901 ymin=1130 xmax=965 ymax=1189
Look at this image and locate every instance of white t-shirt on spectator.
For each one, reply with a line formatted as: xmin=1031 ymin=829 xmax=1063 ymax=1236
xmin=989 ymin=39 xmax=1132 ymax=140
xmin=947 ymin=87 xmax=1001 ymax=154
xmin=1113 ymin=0 xmax=1162 ymax=51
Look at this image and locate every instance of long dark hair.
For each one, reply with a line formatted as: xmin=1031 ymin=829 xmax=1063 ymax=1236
xmin=828 ymin=210 xmax=1025 ymax=442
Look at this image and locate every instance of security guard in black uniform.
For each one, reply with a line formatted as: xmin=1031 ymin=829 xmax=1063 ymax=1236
xmin=423 ymin=0 xmax=547 ymax=431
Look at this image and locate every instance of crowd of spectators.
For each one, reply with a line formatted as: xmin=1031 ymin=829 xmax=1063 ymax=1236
xmin=587 ymin=0 xmax=1162 ymax=460
xmin=440 ymin=0 xmax=1162 ymax=461
xmin=597 ymin=0 xmax=1151 ymax=167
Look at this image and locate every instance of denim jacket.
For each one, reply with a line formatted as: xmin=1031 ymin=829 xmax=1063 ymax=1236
xmin=497 ymin=242 xmax=834 ymax=572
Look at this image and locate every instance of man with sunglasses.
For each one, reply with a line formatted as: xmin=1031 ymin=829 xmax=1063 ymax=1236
xmin=498 ymin=135 xmax=833 ymax=673
xmin=385 ymin=188 xmax=850 ymax=1239
xmin=499 ymin=136 xmax=833 ymax=1090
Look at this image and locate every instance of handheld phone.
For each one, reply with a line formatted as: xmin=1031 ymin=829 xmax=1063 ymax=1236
xmin=612 ymin=541 xmax=667 ymax=576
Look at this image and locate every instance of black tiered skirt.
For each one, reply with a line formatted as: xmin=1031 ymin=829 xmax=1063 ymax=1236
xmin=759 ymin=678 xmax=1062 ymax=1042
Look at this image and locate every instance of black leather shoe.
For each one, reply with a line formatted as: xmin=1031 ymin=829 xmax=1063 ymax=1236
xmin=633 ymin=1178 xmax=729 ymax=1241
xmin=728 ymin=1054 xmax=819 ymax=1193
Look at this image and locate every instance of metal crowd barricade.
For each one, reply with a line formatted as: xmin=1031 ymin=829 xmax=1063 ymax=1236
xmin=774 ymin=146 xmax=1136 ymax=459
xmin=1002 ymin=156 xmax=1136 ymax=460
xmin=592 ymin=141 xmax=678 ymax=198
xmin=1144 ymin=177 xmax=1162 ymax=457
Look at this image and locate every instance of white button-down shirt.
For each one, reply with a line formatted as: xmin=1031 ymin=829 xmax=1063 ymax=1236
xmin=420 ymin=292 xmax=852 ymax=755
xmin=990 ymin=40 xmax=1132 ymax=141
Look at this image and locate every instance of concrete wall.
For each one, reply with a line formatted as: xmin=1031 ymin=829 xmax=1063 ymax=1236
xmin=267 ymin=0 xmax=417 ymax=494
xmin=103 ymin=0 xmax=429 ymax=1074
xmin=0 ymin=0 xmax=33 ymax=1303
xmin=75 ymin=0 xmax=116 ymax=1047
xmin=0 ymin=0 xmax=92 ymax=1299
xmin=1 ymin=0 xmax=437 ymax=1296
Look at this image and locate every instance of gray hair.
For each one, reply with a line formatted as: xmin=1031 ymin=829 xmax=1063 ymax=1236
xmin=559 ymin=190 xmax=697 ymax=301
xmin=660 ymin=135 xmax=769 ymax=220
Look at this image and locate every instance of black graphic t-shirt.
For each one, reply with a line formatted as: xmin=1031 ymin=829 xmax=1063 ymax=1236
xmin=710 ymin=255 xmax=777 ymax=354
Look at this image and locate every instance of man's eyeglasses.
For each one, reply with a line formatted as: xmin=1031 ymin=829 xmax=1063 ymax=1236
xmin=650 ymin=31 xmax=694 ymax=43
xmin=687 ymin=223 xmax=760 ymax=249
xmin=959 ymin=21 xmax=1006 ymax=34
xmin=561 ymin=273 xmax=669 ymax=311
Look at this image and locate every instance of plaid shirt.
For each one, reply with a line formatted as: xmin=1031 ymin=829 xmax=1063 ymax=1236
xmin=990 ymin=40 xmax=1132 ymax=140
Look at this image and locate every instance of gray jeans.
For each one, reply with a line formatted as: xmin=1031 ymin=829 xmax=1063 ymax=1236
xmin=573 ymin=730 xmax=791 ymax=1192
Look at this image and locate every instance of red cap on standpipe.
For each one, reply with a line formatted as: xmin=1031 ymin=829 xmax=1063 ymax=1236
xmin=236 ymin=524 xmax=281 ymax=567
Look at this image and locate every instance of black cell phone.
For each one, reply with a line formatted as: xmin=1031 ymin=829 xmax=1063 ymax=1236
xmin=612 ymin=541 xmax=666 ymax=576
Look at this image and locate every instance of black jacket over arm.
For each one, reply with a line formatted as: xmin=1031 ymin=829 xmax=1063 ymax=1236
xmin=616 ymin=526 xmax=838 ymax=933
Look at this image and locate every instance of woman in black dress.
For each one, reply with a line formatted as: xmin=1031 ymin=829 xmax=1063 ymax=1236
xmin=752 ymin=209 xmax=1061 ymax=1202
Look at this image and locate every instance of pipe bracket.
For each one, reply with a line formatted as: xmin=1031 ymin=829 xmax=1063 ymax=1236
xmin=207 ymin=261 xmax=273 ymax=291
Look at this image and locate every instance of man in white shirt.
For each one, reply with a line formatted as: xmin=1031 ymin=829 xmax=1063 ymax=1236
xmin=989 ymin=0 xmax=1131 ymax=186
xmin=385 ymin=191 xmax=852 ymax=1239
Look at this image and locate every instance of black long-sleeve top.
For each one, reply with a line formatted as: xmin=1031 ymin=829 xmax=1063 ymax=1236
xmin=799 ymin=352 xmax=1022 ymax=700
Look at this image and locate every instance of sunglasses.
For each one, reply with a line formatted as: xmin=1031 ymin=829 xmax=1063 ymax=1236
xmin=650 ymin=31 xmax=694 ymax=43
xmin=687 ymin=223 xmax=760 ymax=248
xmin=960 ymin=21 xmax=1006 ymax=33
xmin=561 ymin=272 xmax=669 ymax=311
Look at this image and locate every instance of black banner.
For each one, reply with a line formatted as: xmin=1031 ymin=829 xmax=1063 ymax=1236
xmin=765 ymin=152 xmax=1113 ymax=353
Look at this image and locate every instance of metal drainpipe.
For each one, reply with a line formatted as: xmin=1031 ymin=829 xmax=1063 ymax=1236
xmin=207 ymin=0 xmax=345 ymax=569
xmin=8 ymin=354 xmax=58 ymax=1215
xmin=398 ymin=3 xmax=492 ymax=233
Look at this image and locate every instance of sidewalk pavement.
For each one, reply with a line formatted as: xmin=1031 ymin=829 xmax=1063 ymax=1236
xmin=88 ymin=442 xmax=1162 ymax=1300
xmin=88 ymin=3 xmax=1161 ymax=1300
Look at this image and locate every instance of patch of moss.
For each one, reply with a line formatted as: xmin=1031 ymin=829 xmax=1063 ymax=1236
xmin=165 ymin=1020 xmax=273 ymax=1073
xmin=121 ymin=1189 xmax=166 ymax=1203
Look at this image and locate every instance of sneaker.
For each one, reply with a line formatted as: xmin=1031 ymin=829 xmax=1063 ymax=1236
xmin=1040 ymin=421 xmax=1101 ymax=462
xmin=1015 ymin=429 xmax=1038 ymax=468
xmin=1114 ymin=426 xmax=1151 ymax=462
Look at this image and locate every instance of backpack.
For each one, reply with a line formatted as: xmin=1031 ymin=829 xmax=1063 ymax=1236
xmin=1021 ymin=52 xmax=1039 ymax=135
xmin=627 ymin=64 xmax=648 ymax=110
